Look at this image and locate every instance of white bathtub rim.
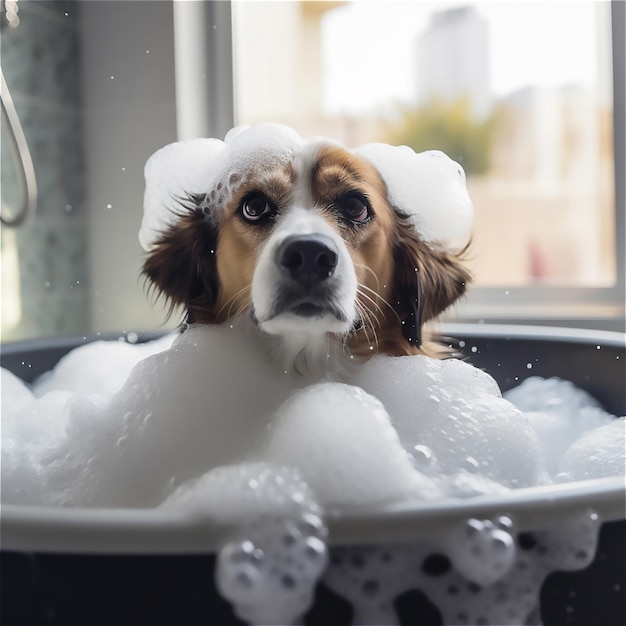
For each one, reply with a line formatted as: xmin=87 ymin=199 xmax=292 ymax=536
xmin=439 ymin=322 xmax=625 ymax=347
xmin=1 ymin=476 xmax=624 ymax=555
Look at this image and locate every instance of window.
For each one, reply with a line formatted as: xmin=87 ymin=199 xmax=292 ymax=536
xmin=1 ymin=1 xmax=623 ymax=342
xmin=232 ymin=0 xmax=625 ymax=329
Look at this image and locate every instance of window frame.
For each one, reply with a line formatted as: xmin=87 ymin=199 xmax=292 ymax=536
xmin=183 ymin=0 xmax=625 ymax=331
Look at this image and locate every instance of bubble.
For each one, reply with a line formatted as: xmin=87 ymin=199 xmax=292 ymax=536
xmin=448 ymin=518 xmax=517 ymax=586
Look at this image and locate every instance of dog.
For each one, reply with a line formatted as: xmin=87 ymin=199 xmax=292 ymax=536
xmin=140 ymin=124 xmax=473 ymax=374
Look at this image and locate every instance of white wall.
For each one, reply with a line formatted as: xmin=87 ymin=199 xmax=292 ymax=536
xmin=79 ymin=0 xmax=177 ymax=333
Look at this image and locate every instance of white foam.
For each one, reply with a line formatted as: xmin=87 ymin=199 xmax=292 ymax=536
xmin=164 ymin=463 xmax=328 ymax=625
xmin=4 ymin=330 xmax=623 ymax=512
xmin=504 ymin=376 xmax=618 ymax=477
xmin=33 ymin=323 xmax=305 ymax=508
xmin=1 ymin=368 xmax=74 ymax=505
xmin=33 ymin=334 xmax=174 ymax=398
xmin=446 ymin=518 xmax=517 ymax=586
xmin=351 ymin=355 xmax=549 ymax=489
xmin=2 ymin=328 xmax=622 ymax=624
xmin=140 ymin=124 xmax=303 ymax=250
xmin=140 ymin=123 xmax=473 ymax=251
xmin=263 ymin=382 xmax=442 ymax=509
xmin=141 ymin=138 xmax=227 ymax=251
xmin=558 ymin=417 xmax=626 ymax=482
xmin=355 ymin=145 xmax=474 ymax=244
xmin=324 ymin=510 xmax=601 ymax=626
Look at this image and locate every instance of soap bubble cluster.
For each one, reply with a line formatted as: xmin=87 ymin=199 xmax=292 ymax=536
xmin=324 ymin=510 xmax=601 ymax=626
xmin=447 ymin=517 xmax=517 ymax=586
xmin=504 ymin=376 xmax=623 ymax=479
xmin=164 ymin=463 xmax=328 ymax=624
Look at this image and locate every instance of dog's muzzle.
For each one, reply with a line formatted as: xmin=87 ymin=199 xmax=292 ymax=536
xmin=273 ymin=234 xmax=343 ymax=319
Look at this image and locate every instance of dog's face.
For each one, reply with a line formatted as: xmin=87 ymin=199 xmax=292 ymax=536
xmin=142 ymin=127 xmax=472 ymax=363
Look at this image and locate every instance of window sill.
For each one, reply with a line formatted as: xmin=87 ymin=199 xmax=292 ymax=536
xmin=448 ymin=301 xmax=626 ymax=333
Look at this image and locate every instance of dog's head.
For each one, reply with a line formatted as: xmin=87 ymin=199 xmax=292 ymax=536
xmin=141 ymin=124 xmax=473 ymax=365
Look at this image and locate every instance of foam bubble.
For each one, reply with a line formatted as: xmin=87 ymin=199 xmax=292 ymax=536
xmin=263 ymin=382 xmax=441 ymax=508
xmin=33 ymin=334 xmax=174 ymax=398
xmin=446 ymin=518 xmax=516 ymax=586
xmin=37 ymin=323 xmax=303 ymax=507
xmin=504 ymin=377 xmax=617 ymax=477
xmin=323 ymin=510 xmax=601 ymax=626
xmin=140 ymin=124 xmax=303 ymax=251
xmin=351 ymin=355 xmax=549 ymax=489
xmin=558 ymin=417 xmax=625 ymax=482
xmin=355 ymin=145 xmax=473 ymax=244
xmin=141 ymin=138 xmax=228 ymax=251
xmin=164 ymin=463 xmax=328 ymax=625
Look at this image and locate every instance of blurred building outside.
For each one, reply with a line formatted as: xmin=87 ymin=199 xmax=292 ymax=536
xmin=233 ymin=1 xmax=615 ymax=288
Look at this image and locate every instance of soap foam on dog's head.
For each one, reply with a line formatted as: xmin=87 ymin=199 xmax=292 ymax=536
xmin=140 ymin=123 xmax=474 ymax=253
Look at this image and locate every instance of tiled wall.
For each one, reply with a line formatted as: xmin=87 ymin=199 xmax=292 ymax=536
xmin=1 ymin=0 xmax=88 ymax=341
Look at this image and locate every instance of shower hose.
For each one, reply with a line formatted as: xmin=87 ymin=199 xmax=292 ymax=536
xmin=1 ymin=66 xmax=38 ymax=227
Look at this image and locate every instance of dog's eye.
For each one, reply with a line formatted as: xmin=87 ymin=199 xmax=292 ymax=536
xmin=241 ymin=193 xmax=274 ymax=223
xmin=339 ymin=194 xmax=371 ymax=224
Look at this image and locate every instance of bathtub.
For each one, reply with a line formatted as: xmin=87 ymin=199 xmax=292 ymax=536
xmin=1 ymin=324 xmax=624 ymax=625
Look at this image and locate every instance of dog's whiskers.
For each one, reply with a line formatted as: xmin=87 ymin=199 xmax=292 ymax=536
xmin=356 ymin=287 xmax=386 ymax=322
xmin=216 ymin=285 xmax=252 ymax=321
xmin=354 ymin=299 xmax=379 ymax=349
xmin=353 ymin=262 xmax=400 ymax=320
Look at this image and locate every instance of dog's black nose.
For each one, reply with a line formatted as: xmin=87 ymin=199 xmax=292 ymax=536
xmin=277 ymin=234 xmax=338 ymax=284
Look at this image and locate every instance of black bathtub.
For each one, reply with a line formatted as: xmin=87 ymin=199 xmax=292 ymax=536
xmin=1 ymin=324 xmax=624 ymax=626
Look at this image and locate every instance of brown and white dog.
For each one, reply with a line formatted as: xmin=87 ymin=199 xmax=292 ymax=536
xmin=140 ymin=124 xmax=473 ymax=374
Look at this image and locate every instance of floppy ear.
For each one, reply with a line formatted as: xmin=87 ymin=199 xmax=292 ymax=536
xmin=393 ymin=212 xmax=471 ymax=347
xmin=142 ymin=203 xmax=219 ymax=323
xmin=355 ymin=143 xmax=473 ymax=349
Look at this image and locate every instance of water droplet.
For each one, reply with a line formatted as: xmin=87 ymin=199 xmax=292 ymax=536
xmin=464 ymin=456 xmax=480 ymax=472
xmin=526 ymin=363 xmax=532 ymax=369
xmin=127 ymin=332 xmax=138 ymax=344
xmin=413 ymin=444 xmax=436 ymax=466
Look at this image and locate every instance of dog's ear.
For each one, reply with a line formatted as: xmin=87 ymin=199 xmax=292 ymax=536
xmin=393 ymin=213 xmax=471 ymax=347
xmin=142 ymin=205 xmax=219 ymax=322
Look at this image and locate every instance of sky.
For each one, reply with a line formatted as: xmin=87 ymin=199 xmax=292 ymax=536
xmin=321 ymin=0 xmax=608 ymax=115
